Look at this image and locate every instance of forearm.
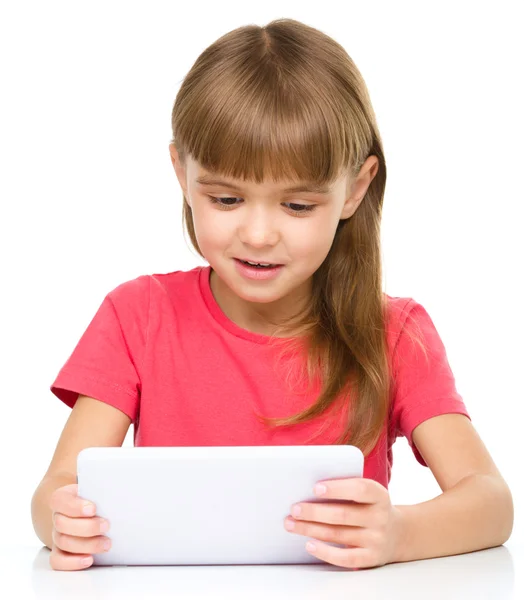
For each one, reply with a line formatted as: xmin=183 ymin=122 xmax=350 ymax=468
xmin=392 ymin=473 xmax=514 ymax=563
xmin=31 ymin=472 xmax=77 ymax=550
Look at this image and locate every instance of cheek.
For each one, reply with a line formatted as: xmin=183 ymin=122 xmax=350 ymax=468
xmin=190 ymin=205 xmax=231 ymax=251
xmin=293 ymin=217 xmax=337 ymax=256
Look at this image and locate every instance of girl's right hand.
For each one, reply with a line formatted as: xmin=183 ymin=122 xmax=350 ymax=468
xmin=49 ymin=483 xmax=112 ymax=571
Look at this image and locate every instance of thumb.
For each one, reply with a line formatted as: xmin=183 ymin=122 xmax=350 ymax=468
xmin=60 ymin=483 xmax=79 ymax=496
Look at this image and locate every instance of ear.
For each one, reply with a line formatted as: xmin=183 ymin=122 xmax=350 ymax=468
xmin=169 ymin=143 xmax=191 ymax=204
xmin=340 ymin=155 xmax=379 ymax=220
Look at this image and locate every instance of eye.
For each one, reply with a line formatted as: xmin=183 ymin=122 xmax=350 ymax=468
xmin=208 ymin=196 xmax=239 ymax=208
xmin=207 ymin=196 xmax=317 ymax=216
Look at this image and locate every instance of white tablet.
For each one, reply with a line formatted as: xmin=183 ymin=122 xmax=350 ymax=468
xmin=77 ymin=445 xmax=364 ymax=566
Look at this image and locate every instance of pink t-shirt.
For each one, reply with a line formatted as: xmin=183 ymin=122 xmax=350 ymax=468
xmin=50 ymin=265 xmax=470 ymax=488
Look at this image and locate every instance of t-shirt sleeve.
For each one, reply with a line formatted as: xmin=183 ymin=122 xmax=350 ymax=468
xmin=389 ymin=299 xmax=471 ymax=467
xmin=49 ymin=276 xmax=150 ymax=423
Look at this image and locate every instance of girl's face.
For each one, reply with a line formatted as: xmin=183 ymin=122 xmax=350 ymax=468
xmin=170 ymin=145 xmax=378 ymax=327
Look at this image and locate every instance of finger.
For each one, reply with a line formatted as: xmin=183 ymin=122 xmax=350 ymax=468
xmin=52 ymin=528 xmax=112 ymax=555
xmin=50 ymin=484 xmax=97 ymax=517
xmin=49 ymin=543 xmax=94 ymax=571
xmin=305 ymin=539 xmax=377 ymax=570
xmin=290 ymin=500 xmax=371 ymax=527
xmin=53 ymin=512 xmax=110 ymax=538
xmin=285 ymin=516 xmax=370 ymax=548
xmin=314 ymin=477 xmax=386 ymax=504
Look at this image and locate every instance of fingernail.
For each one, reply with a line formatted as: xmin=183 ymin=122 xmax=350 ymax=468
xmin=99 ymin=520 xmax=110 ymax=533
xmin=314 ymin=484 xmax=327 ymax=496
xmin=81 ymin=556 xmax=93 ymax=566
xmin=306 ymin=541 xmax=317 ymax=553
xmin=82 ymin=503 xmax=96 ymax=516
xmin=103 ymin=539 xmax=112 ymax=551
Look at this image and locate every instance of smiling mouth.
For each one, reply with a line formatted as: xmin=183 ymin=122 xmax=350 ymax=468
xmin=235 ymin=258 xmax=283 ymax=268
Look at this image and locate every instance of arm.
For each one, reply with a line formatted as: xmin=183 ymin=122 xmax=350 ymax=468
xmin=392 ymin=414 xmax=514 ymax=563
xmin=31 ymin=394 xmax=132 ymax=550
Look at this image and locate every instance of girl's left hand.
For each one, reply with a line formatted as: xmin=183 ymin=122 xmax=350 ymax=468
xmin=284 ymin=477 xmax=406 ymax=570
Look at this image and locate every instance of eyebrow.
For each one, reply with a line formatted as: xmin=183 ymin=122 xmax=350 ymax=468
xmin=195 ymin=175 xmax=333 ymax=195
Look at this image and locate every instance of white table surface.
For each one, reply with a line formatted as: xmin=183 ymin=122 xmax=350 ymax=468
xmin=5 ymin=538 xmax=523 ymax=599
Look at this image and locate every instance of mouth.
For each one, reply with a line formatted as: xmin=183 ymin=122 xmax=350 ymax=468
xmin=235 ymin=258 xmax=283 ymax=269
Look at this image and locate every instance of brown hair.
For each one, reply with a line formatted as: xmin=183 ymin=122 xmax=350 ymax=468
xmin=170 ymin=18 xmax=428 ymax=456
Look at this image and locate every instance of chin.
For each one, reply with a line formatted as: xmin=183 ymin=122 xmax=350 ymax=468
xmin=232 ymin=277 xmax=285 ymax=301
xmin=238 ymin=289 xmax=283 ymax=304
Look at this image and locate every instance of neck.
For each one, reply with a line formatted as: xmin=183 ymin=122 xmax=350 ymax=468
xmin=209 ymin=267 xmax=311 ymax=337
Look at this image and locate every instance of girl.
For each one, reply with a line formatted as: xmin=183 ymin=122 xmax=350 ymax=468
xmin=31 ymin=18 xmax=513 ymax=571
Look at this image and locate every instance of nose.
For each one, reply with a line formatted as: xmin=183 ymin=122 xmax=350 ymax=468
xmin=237 ymin=206 xmax=279 ymax=247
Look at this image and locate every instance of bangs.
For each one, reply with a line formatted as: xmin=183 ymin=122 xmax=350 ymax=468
xmin=174 ymin=64 xmax=357 ymax=187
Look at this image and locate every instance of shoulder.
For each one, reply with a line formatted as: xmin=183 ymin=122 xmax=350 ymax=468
xmin=107 ymin=273 xmax=150 ymax=304
xmin=384 ymin=294 xmax=420 ymax=341
xmin=148 ymin=265 xmax=203 ymax=300
xmin=384 ymin=294 xmax=442 ymax=365
xmin=106 ymin=265 xmax=203 ymax=309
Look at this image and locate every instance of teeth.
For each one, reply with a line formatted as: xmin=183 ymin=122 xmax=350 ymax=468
xmin=245 ymin=260 xmax=272 ymax=266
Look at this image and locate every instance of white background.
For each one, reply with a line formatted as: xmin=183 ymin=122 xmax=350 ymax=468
xmin=1 ymin=0 xmax=522 ymax=551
